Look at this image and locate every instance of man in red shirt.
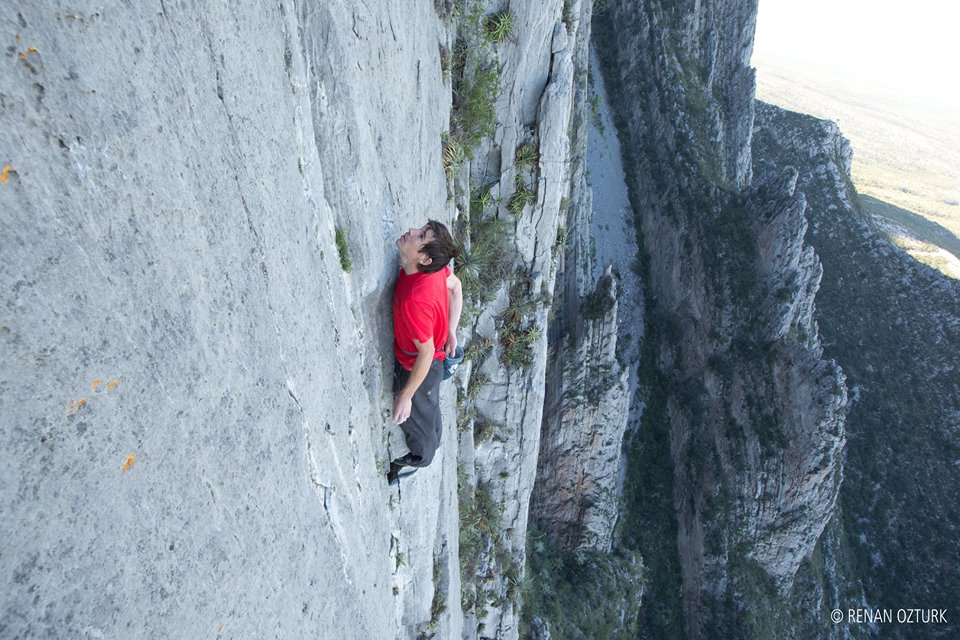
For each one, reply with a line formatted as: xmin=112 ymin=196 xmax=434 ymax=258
xmin=389 ymin=220 xmax=462 ymax=484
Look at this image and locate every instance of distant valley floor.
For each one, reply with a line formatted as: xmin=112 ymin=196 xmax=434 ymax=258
xmin=754 ymin=55 xmax=960 ymax=278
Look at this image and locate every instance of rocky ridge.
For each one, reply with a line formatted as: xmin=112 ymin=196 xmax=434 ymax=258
xmin=753 ymin=101 xmax=960 ymax=639
xmin=529 ymin=38 xmax=632 ymax=557
xmin=447 ymin=1 xmax=602 ymax=635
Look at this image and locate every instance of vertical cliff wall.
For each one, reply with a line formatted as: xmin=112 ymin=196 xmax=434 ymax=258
xmin=0 ymin=1 xmax=598 ymax=638
xmin=594 ymin=0 xmax=847 ymax=636
xmin=533 ymin=265 xmax=629 ymax=554
xmin=530 ymin=33 xmax=632 ymax=558
xmin=1 ymin=3 xmax=457 ymax=637
xmin=448 ymin=1 xmax=598 ymax=637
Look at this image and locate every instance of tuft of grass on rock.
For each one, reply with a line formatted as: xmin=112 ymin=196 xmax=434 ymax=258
xmin=473 ymin=417 xmax=498 ymax=443
xmin=443 ymin=135 xmax=466 ymax=179
xmin=453 ymin=65 xmax=500 ymax=155
xmin=471 ymin=185 xmax=495 ymax=214
xmin=465 ymin=337 xmax=494 ymax=365
xmin=459 ymin=480 xmax=503 ymax=584
xmin=498 ymin=272 xmax=542 ymax=369
xmin=457 ymin=216 xmax=511 ymax=307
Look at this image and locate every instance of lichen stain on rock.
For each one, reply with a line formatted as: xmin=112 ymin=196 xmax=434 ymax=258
xmin=66 ymin=397 xmax=87 ymax=416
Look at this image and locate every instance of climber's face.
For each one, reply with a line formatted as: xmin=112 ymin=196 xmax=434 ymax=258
xmin=397 ymin=225 xmax=436 ymax=268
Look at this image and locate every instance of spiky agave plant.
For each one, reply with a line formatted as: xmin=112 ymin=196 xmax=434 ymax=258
xmin=470 ymin=185 xmax=494 ymax=214
xmin=457 ymin=216 xmax=510 ymax=303
xmin=443 ymin=135 xmax=466 ymax=178
xmin=515 ymin=143 xmax=540 ymax=171
xmin=508 ymin=174 xmax=536 ymax=215
xmin=484 ymin=11 xmax=513 ymax=43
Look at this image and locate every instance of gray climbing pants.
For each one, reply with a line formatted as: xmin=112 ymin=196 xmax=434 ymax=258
xmin=393 ymin=358 xmax=444 ymax=467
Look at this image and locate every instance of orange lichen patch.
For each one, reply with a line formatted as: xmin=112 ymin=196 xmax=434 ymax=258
xmin=91 ymin=379 xmax=104 ymax=392
xmin=27 ymin=47 xmax=38 ymax=54
xmin=106 ymin=378 xmax=120 ymax=391
xmin=121 ymin=454 xmax=136 ymax=472
xmin=1 ymin=164 xmax=12 ymax=184
xmin=67 ymin=397 xmax=88 ymax=415
xmin=17 ymin=52 xmax=26 ymax=61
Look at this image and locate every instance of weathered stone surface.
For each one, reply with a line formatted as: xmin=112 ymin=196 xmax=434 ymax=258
xmin=1 ymin=0 xmax=604 ymax=637
xmin=1 ymin=2 xmax=456 ymax=637
xmin=533 ymin=268 xmax=629 ymax=554
xmin=451 ymin=2 xmax=596 ymax=639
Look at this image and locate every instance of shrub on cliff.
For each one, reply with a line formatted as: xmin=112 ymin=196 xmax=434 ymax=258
xmin=581 ymin=272 xmax=615 ymax=320
xmin=521 ymin=532 xmax=646 ymax=639
xmin=453 ymin=65 xmax=500 ymax=155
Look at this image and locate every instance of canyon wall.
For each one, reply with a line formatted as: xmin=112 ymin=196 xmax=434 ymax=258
xmin=595 ymin=0 xmax=847 ymax=635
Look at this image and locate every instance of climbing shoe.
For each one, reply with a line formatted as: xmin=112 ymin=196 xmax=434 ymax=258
xmin=387 ymin=461 xmax=418 ymax=486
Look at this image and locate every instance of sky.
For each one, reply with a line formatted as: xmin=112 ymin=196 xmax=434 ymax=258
xmin=752 ymin=0 xmax=960 ymax=109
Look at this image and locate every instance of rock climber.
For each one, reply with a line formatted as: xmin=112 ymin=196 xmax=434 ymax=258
xmin=388 ymin=220 xmax=463 ymax=485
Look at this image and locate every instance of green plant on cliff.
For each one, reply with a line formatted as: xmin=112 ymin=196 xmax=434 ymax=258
xmin=456 ymin=216 xmax=510 ymax=310
xmin=561 ymin=0 xmax=575 ymax=33
xmin=444 ymin=1 xmax=505 ymax=173
xmin=442 ymin=134 xmax=466 ymax=178
xmin=554 ymin=224 xmax=568 ymax=252
xmin=426 ymin=560 xmax=447 ymax=631
xmin=500 ymin=317 xmax=541 ymax=369
xmin=496 ymin=271 xmax=544 ymax=369
xmin=473 ymin=417 xmax=497 ymax=443
xmin=484 ymin=11 xmax=513 ymax=43
xmin=459 ymin=480 xmax=504 ymax=595
xmin=508 ymin=174 xmax=537 ymax=216
xmin=515 ymin=143 xmax=540 ymax=171
xmin=581 ymin=272 xmax=615 ymax=320
xmin=470 ymin=184 xmax=495 ymax=214
xmin=464 ymin=336 xmax=493 ymax=366
xmin=497 ymin=270 xmax=543 ymax=369
xmin=453 ymin=64 xmax=501 ymax=156
xmin=334 ymin=226 xmax=352 ymax=272
xmin=466 ymin=369 xmax=489 ymax=398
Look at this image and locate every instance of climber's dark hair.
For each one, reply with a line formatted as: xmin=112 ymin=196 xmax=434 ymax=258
xmin=419 ymin=219 xmax=461 ymax=274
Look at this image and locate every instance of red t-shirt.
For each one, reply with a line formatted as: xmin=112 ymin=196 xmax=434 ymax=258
xmin=393 ymin=265 xmax=450 ymax=370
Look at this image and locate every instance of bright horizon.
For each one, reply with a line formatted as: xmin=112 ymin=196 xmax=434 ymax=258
xmin=752 ymin=0 xmax=960 ymax=111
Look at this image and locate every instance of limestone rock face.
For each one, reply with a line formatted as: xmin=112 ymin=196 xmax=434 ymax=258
xmin=598 ymin=0 xmax=846 ymax=635
xmin=532 ymin=267 xmax=629 ymax=554
xmin=1 ymin=2 xmax=451 ymax=638
xmin=1 ymin=1 xmax=596 ymax=639
xmin=605 ymin=0 xmax=758 ymax=192
xmin=452 ymin=2 xmax=596 ymax=637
